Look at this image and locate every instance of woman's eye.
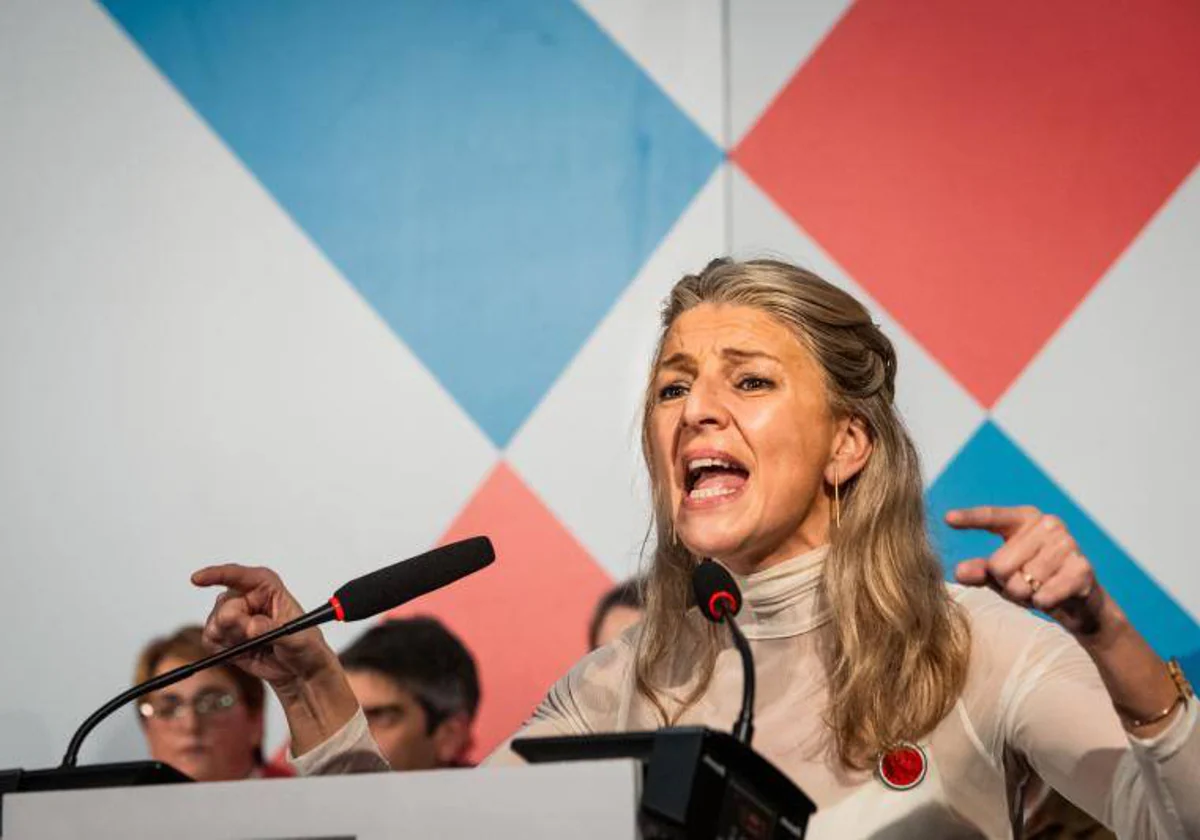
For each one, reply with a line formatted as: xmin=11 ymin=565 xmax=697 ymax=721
xmin=658 ymin=382 xmax=689 ymax=401
xmin=738 ymin=376 xmax=774 ymax=391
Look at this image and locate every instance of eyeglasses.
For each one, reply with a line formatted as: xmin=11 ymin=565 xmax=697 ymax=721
xmin=137 ymin=689 xmax=238 ymax=722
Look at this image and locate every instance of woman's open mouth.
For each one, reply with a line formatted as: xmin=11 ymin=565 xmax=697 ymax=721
xmin=682 ymin=452 xmax=750 ymax=508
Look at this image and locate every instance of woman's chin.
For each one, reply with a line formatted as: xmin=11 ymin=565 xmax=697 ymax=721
xmin=168 ymin=756 xmax=206 ymax=780
xmin=678 ymin=530 xmax=746 ymax=563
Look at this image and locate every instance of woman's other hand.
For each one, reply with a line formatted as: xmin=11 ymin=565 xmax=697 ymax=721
xmin=946 ymin=506 xmax=1109 ymax=637
xmin=946 ymin=505 xmax=1187 ymax=737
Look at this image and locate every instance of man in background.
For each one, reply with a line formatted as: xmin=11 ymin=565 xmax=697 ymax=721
xmin=340 ymin=617 xmax=479 ymax=770
xmin=587 ymin=578 xmax=644 ymax=650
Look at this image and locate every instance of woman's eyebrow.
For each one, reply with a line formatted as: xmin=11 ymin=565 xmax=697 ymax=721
xmin=658 ymin=352 xmax=696 ymax=374
xmin=658 ymin=347 xmax=781 ymax=372
xmin=721 ymin=347 xmax=781 ymax=364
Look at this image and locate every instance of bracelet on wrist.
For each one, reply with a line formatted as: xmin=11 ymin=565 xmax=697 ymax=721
xmin=1122 ymin=657 xmax=1193 ymax=730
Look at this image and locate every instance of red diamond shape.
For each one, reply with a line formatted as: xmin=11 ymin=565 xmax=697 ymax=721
xmin=734 ymin=0 xmax=1200 ymax=406
xmin=387 ymin=462 xmax=612 ymax=761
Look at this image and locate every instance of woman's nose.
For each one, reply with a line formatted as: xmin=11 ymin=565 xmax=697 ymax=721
xmin=177 ymin=706 xmax=203 ymax=733
xmin=681 ymin=378 xmax=729 ymax=429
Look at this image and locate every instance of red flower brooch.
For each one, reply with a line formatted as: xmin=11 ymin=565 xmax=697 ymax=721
xmin=877 ymin=742 xmax=927 ymax=791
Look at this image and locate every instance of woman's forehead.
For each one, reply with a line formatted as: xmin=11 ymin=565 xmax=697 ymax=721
xmin=661 ymin=304 xmax=809 ymax=362
xmin=153 ymin=656 xmax=239 ymax=693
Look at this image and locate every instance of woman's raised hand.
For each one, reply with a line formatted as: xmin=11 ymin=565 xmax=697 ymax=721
xmin=191 ymin=563 xmax=339 ymax=690
xmin=946 ymin=506 xmax=1109 ymax=637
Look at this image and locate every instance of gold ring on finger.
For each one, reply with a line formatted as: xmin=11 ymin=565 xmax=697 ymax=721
xmin=1021 ymin=569 xmax=1041 ymax=593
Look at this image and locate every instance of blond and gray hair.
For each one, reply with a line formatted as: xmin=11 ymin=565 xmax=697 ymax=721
xmin=635 ymin=257 xmax=969 ymax=769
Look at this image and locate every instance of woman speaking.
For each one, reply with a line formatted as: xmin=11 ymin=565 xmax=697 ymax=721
xmin=194 ymin=259 xmax=1197 ymax=837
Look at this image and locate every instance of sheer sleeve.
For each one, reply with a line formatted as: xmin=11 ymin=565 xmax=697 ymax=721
xmin=961 ymin=587 xmax=1200 ymax=838
xmin=485 ymin=629 xmax=639 ymax=766
xmin=288 ymin=707 xmax=391 ymax=775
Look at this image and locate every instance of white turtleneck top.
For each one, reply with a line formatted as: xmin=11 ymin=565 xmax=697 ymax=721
xmin=293 ymin=546 xmax=1200 ymax=838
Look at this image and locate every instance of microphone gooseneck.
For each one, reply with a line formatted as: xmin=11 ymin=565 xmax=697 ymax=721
xmin=692 ymin=559 xmax=756 ymax=745
xmin=60 ymin=603 xmax=333 ymax=768
xmin=60 ymin=536 xmax=495 ymax=768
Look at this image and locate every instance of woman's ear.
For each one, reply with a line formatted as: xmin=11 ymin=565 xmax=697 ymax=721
xmin=826 ymin=416 xmax=873 ymax=484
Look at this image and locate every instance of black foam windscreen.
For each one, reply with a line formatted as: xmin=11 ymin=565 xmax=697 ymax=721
xmin=691 ymin=559 xmax=743 ymax=622
xmin=331 ymin=536 xmax=495 ymax=622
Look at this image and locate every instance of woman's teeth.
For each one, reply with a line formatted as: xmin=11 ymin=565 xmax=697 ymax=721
xmin=689 ymin=485 xmax=738 ymax=500
xmin=688 ymin=457 xmax=740 ymax=471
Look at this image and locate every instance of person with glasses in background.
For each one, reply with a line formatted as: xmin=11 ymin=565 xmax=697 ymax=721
xmin=133 ymin=625 xmax=292 ymax=781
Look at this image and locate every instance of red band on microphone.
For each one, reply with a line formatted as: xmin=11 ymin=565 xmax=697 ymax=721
xmin=708 ymin=591 xmax=737 ymax=619
xmin=330 ymin=596 xmax=346 ymax=622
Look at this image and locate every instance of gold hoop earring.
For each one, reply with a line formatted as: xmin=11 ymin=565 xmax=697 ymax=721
xmin=833 ymin=465 xmax=842 ymax=530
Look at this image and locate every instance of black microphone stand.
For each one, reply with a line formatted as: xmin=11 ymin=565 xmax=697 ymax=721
xmin=716 ymin=601 xmax=756 ymax=745
xmin=0 ymin=602 xmax=334 ymax=821
xmin=62 ymin=603 xmax=333 ymax=768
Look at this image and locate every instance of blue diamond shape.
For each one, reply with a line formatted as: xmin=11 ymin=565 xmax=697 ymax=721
xmin=926 ymin=421 xmax=1200 ymax=659
xmin=102 ymin=0 xmax=722 ymax=446
xmin=1181 ymin=651 xmax=1200 ymax=683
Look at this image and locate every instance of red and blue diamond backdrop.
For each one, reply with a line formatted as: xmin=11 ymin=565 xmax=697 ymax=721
xmin=0 ymin=0 xmax=1198 ymax=766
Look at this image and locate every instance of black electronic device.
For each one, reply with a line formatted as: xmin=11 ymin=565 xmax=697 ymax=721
xmin=512 ymin=727 xmax=816 ymax=839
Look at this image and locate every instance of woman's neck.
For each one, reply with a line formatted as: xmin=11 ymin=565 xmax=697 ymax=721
xmin=715 ymin=527 xmax=831 ymax=576
xmin=722 ymin=544 xmax=832 ymax=640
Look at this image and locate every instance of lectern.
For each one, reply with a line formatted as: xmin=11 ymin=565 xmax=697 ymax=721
xmin=0 ymin=760 xmax=640 ymax=839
